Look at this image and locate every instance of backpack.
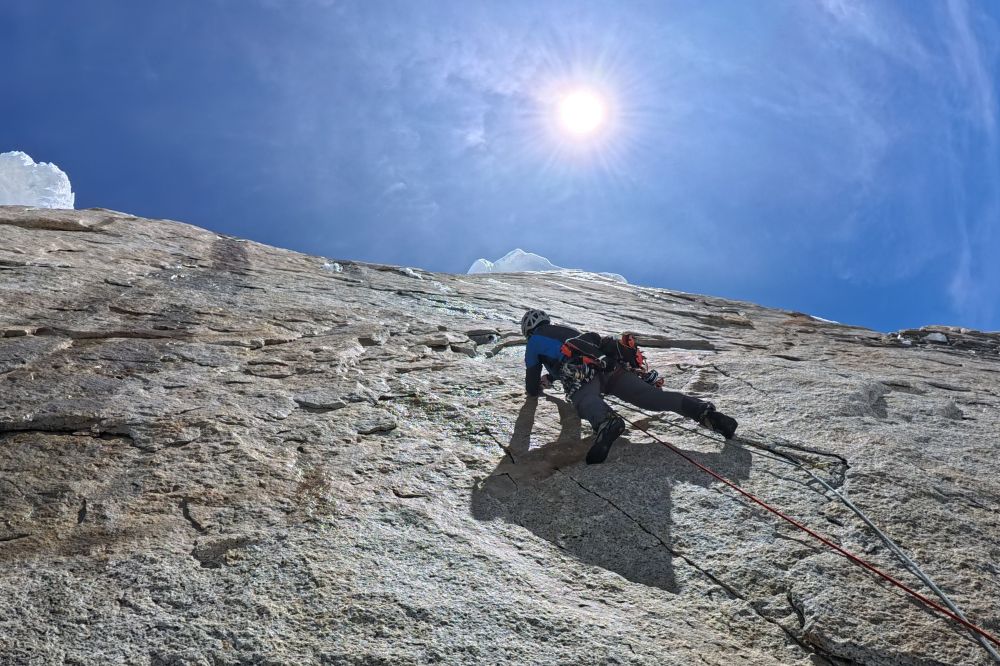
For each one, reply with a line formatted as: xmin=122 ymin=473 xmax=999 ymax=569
xmin=560 ymin=331 xmax=647 ymax=371
xmin=557 ymin=332 xmax=652 ymax=396
xmin=559 ymin=332 xmax=608 ymax=370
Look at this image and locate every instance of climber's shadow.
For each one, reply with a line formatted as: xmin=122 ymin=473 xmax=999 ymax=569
xmin=470 ymin=395 xmax=752 ymax=595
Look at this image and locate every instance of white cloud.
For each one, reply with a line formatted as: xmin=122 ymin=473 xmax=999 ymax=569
xmin=381 ymin=181 xmax=408 ymax=197
xmin=461 ymin=126 xmax=486 ymax=149
xmin=0 ymin=151 xmax=75 ymax=209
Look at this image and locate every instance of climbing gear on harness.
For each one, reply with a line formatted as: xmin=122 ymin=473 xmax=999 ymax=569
xmin=605 ymin=396 xmax=1000 ymax=658
xmin=596 ymin=332 xmax=647 ymax=373
xmin=612 ymin=333 xmax=672 ymax=388
xmin=558 ymin=332 xmax=608 ymax=397
xmin=559 ymin=359 xmax=596 ymax=398
xmin=616 ymin=332 xmax=646 ymax=370
xmin=520 ymin=309 xmax=550 ymax=337
xmin=586 ymin=413 xmax=627 ymax=465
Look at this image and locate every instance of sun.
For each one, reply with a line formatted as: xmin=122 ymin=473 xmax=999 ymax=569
xmin=528 ymin=44 xmax=648 ymax=179
xmin=557 ymin=88 xmax=608 ymax=137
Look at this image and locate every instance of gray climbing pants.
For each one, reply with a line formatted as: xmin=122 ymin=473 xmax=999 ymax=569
xmin=571 ymin=368 xmax=705 ymax=430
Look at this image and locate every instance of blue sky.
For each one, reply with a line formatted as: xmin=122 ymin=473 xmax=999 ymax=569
xmin=2 ymin=1 xmax=999 ymax=332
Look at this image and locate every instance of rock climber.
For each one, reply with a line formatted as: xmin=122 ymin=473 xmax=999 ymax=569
xmin=520 ymin=308 xmax=738 ymax=464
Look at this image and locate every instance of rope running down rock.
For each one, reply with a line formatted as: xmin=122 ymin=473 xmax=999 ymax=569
xmin=605 ymin=397 xmax=1000 ymax=660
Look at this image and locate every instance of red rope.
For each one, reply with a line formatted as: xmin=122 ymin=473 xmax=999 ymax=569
xmin=621 ymin=414 xmax=1000 ymax=649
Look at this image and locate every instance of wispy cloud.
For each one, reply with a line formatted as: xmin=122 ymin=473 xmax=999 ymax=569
xmin=942 ymin=0 xmax=1000 ymax=328
xmin=807 ymin=0 xmax=1000 ymax=327
xmin=817 ymin=0 xmax=933 ymax=71
xmin=945 ymin=0 xmax=997 ymax=139
xmin=72 ymin=0 xmax=998 ymax=329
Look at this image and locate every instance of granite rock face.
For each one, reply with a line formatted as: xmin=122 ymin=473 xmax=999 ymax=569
xmin=1 ymin=205 xmax=998 ymax=665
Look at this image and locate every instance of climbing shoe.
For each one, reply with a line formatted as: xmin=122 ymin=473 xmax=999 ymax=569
xmin=699 ymin=405 xmax=738 ymax=439
xmin=586 ymin=414 xmax=627 ymax=465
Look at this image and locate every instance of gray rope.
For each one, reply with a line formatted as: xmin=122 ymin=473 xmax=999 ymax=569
xmin=607 ymin=397 xmax=1000 ymax=663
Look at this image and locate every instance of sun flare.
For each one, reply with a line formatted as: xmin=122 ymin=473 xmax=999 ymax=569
xmin=557 ymin=88 xmax=607 ymax=137
xmin=529 ymin=46 xmax=645 ymax=178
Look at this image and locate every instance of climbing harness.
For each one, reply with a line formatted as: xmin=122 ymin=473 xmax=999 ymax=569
xmin=605 ymin=397 xmax=1000 ymax=659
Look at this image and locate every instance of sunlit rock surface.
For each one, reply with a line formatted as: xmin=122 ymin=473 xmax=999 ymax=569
xmin=1 ymin=205 xmax=998 ymax=665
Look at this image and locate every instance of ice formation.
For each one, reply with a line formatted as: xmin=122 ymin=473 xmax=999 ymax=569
xmin=0 ymin=151 xmax=75 ymax=209
xmin=468 ymin=249 xmax=560 ymax=274
xmin=468 ymin=248 xmax=627 ymax=283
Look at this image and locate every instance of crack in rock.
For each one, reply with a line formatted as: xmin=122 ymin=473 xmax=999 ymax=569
xmin=0 ymin=533 xmax=32 ymax=544
xmin=179 ymin=498 xmax=208 ymax=534
xmin=555 ymin=467 xmax=828 ymax=661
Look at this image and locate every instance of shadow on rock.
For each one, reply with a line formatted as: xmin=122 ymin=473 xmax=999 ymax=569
xmin=471 ymin=395 xmax=752 ymax=594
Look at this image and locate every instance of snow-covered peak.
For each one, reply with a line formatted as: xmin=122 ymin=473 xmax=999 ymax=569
xmin=467 ymin=248 xmax=627 ymax=283
xmin=468 ymin=248 xmax=560 ymax=274
xmin=0 ymin=151 xmax=75 ymax=209
xmin=467 ymin=258 xmax=495 ymax=274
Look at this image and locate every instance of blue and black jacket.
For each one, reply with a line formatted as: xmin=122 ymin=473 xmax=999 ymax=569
xmin=524 ymin=322 xmax=582 ymax=396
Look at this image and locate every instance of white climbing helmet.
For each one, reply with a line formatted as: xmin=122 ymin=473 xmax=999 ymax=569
xmin=520 ymin=309 xmax=550 ymax=337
